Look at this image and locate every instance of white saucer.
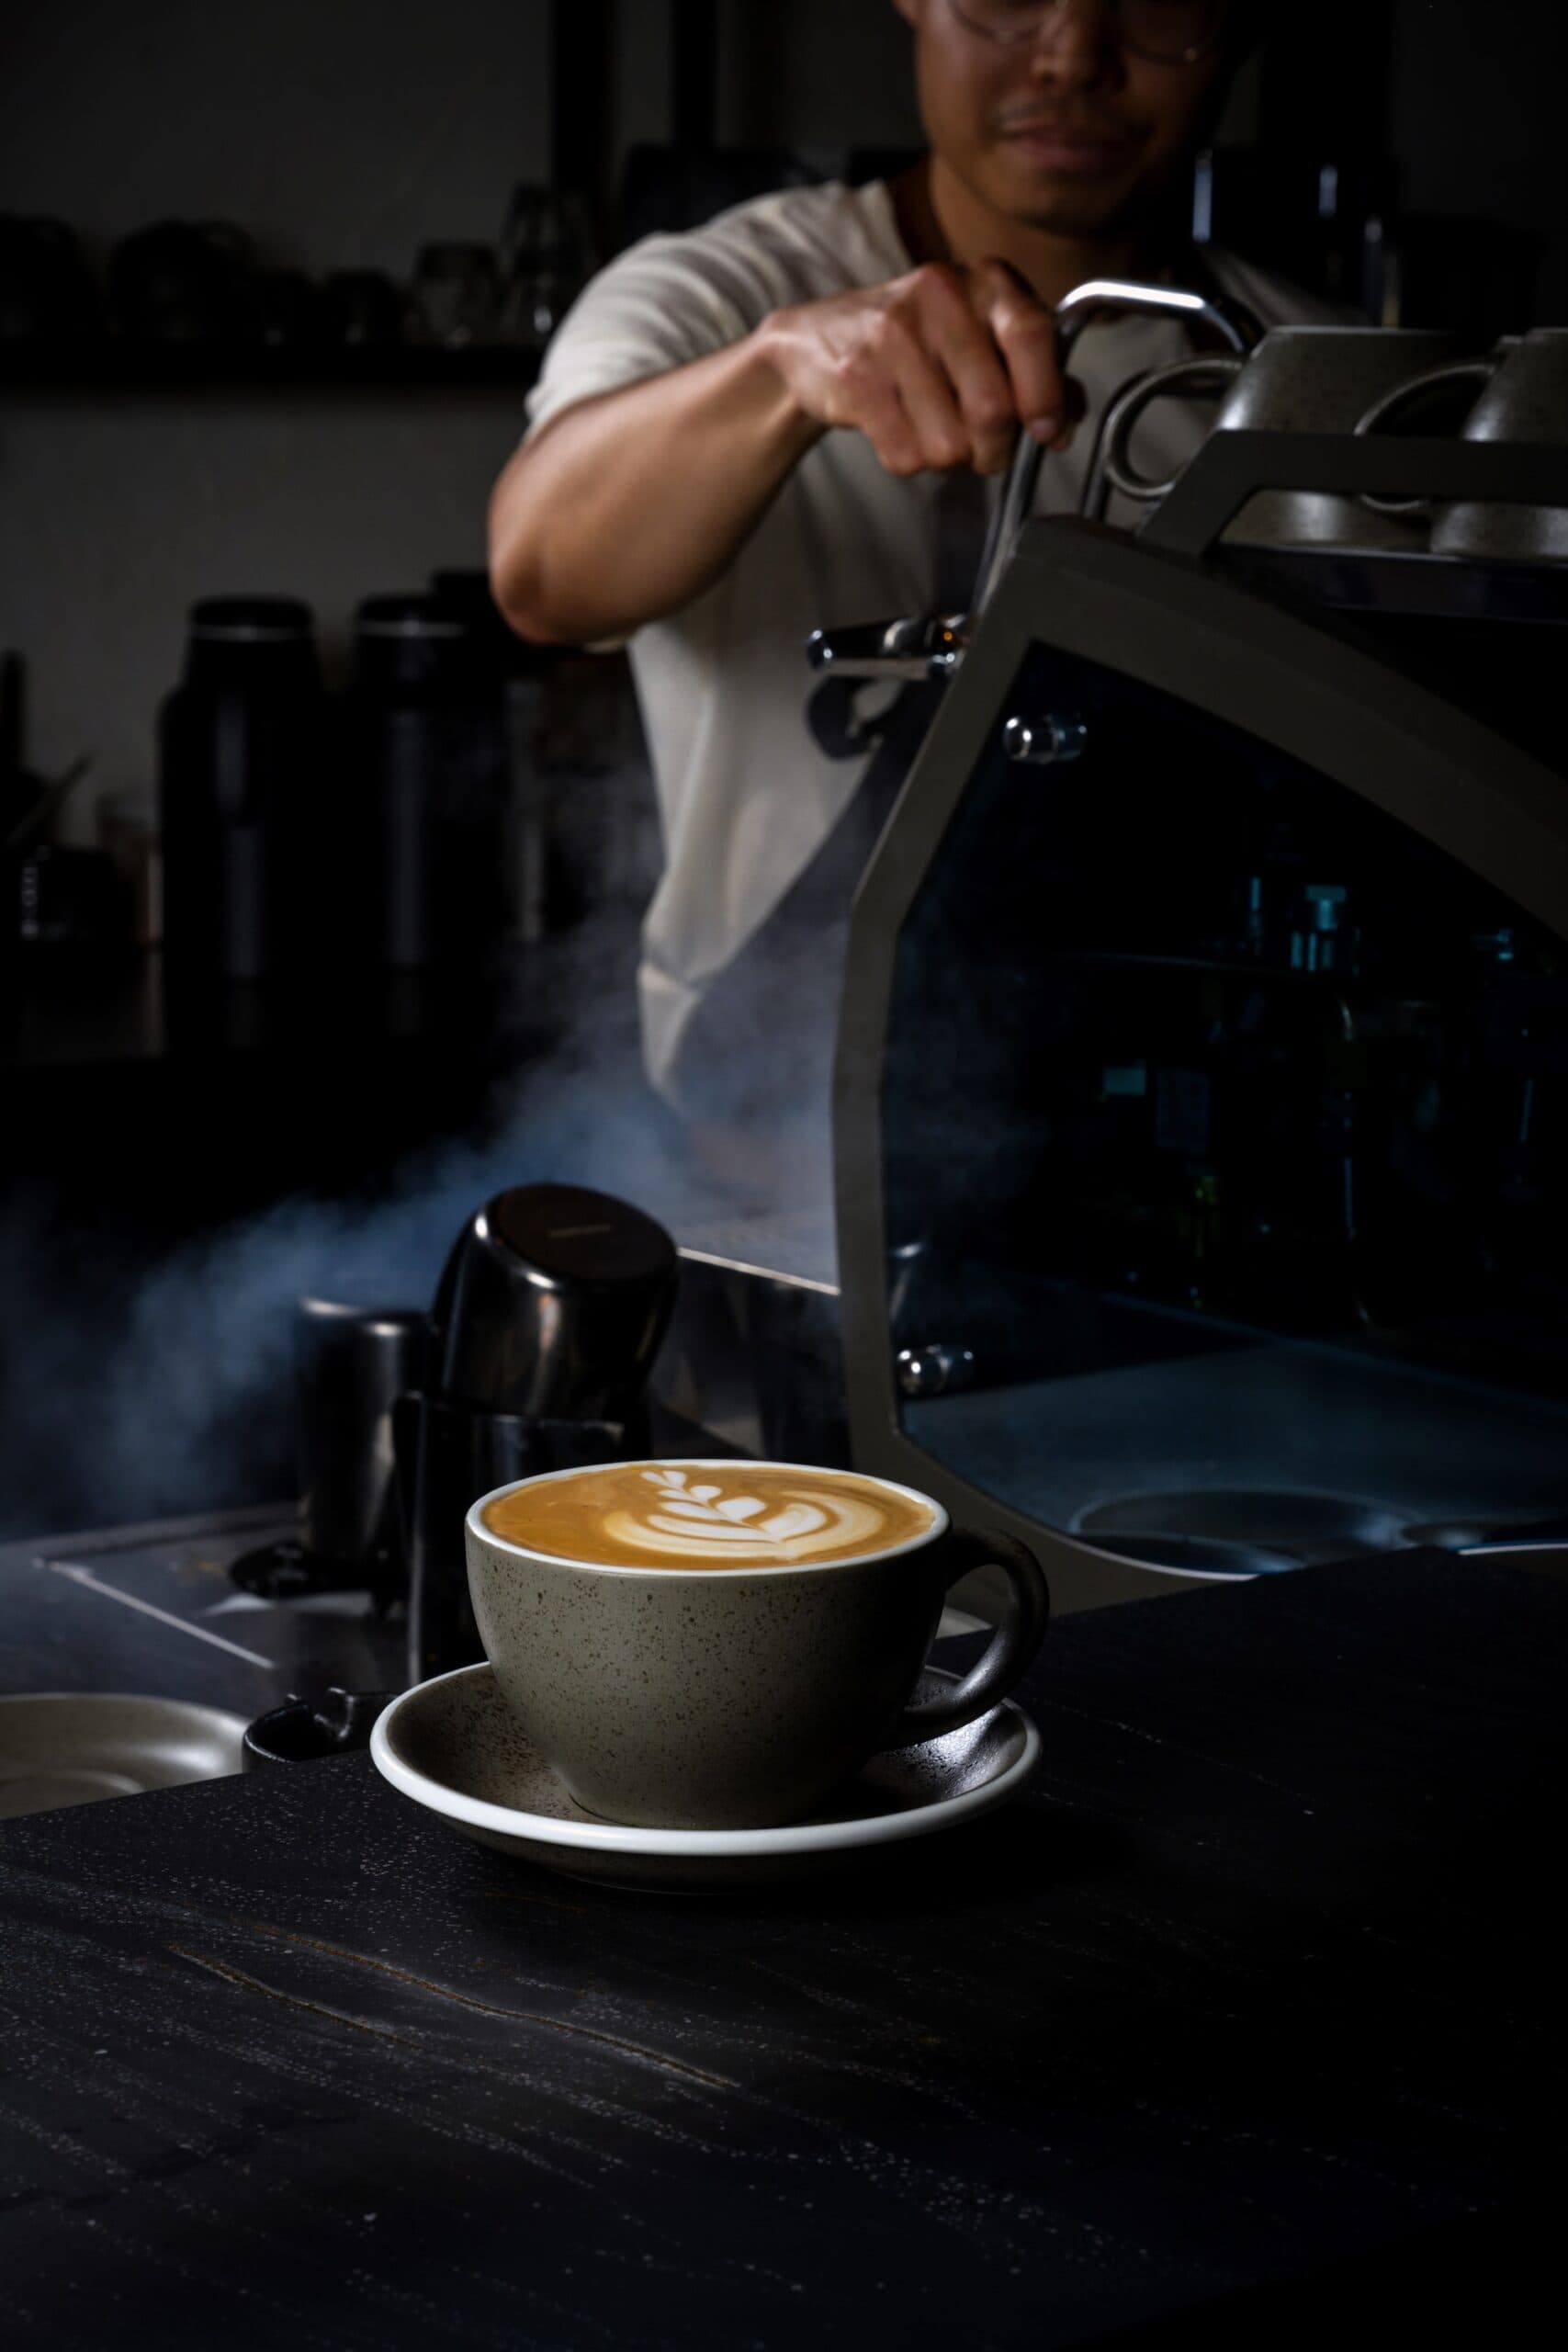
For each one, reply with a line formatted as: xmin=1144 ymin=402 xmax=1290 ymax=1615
xmin=370 ymin=1663 xmax=1040 ymax=1890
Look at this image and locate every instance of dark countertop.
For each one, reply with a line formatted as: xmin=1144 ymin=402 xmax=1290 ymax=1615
xmin=1 ymin=1552 xmax=1563 ymax=2349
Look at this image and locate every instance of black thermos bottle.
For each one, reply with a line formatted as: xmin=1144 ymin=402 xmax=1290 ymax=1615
xmin=346 ymin=594 xmax=511 ymax=979
xmin=159 ymin=596 xmax=331 ymax=1026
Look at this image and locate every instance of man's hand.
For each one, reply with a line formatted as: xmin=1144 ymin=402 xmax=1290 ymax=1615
xmin=490 ymin=257 xmax=1079 ymax=646
xmin=754 ymin=258 xmax=1078 ymax=481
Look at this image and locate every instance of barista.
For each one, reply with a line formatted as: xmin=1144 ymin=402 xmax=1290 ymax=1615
xmin=489 ymin=0 xmax=1331 ymax=1175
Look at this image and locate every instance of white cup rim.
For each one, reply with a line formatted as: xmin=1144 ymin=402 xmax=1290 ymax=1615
xmin=466 ymin=1458 xmax=950 ymax=1577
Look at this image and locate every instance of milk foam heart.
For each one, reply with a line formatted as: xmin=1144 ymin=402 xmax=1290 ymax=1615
xmin=480 ymin=1460 xmax=937 ymax=1568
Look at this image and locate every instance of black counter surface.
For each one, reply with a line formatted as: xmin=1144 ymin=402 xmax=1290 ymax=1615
xmin=1 ymin=1552 xmax=1562 ymax=2349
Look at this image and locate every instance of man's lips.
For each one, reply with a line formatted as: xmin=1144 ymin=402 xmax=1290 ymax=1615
xmin=997 ymin=120 xmax=1142 ymax=175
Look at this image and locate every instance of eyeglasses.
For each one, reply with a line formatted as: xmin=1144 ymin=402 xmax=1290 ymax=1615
xmin=946 ymin=0 xmax=1229 ymax=68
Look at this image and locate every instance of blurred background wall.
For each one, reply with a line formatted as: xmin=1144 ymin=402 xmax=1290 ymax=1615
xmin=1390 ymin=0 xmax=1568 ymax=321
xmin=0 ymin=1 xmax=551 ymax=841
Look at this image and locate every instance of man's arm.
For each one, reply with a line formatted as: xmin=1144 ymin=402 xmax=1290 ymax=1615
xmin=489 ymin=259 xmax=1071 ymax=649
xmin=488 ymin=336 xmax=821 ymax=648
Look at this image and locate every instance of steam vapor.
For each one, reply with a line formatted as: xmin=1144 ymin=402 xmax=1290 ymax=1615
xmin=0 ymin=916 xmax=833 ymax=1540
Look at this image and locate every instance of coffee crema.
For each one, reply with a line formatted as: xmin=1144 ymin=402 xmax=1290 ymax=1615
xmin=481 ymin=1461 xmax=937 ymax=1569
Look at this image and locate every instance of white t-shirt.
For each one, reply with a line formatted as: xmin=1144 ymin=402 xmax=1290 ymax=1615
xmin=525 ymin=180 xmax=1337 ymax=1109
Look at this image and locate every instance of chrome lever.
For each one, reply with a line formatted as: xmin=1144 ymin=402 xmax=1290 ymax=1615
xmin=970 ymin=277 xmax=1263 ymax=616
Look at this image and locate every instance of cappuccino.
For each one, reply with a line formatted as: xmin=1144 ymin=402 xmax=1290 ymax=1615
xmin=481 ymin=1459 xmax=937 ymax=1569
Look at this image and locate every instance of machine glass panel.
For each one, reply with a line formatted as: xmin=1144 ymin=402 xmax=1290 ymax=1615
xmin=884 ymin=641 xmax=1568 ymax=1575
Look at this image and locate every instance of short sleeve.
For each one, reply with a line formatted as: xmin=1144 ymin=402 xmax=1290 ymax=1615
xmin=525 ymin=230 xmax=766 ymax=442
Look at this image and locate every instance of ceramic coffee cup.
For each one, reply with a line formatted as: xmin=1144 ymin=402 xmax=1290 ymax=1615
xmin=1100 ymin=325 xmax=1474 ymax=548
xmin=465 ymin=1459 xmax=1049 ymax=1830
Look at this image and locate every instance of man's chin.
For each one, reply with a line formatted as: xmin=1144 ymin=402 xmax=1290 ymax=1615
xmin=982 ymin=148 xmax=1154 ymax=239
xmin=1014 ymin=194 xmax=1136 ymax=240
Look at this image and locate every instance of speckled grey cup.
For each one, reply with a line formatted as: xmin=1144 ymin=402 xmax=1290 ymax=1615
xmin=1425 ymin=331 xmax=1568 ymax=560
xmin=1102 ymin=326 xmax=1474 ymax=548
xmin=465 ymin=1464 xmax=1049 ymax=1830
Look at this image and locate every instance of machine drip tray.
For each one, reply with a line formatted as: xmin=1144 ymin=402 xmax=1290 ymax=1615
xmin=1073 ymin=1488 xmax=1411 ymax=1576
xmin=1077 ymin=1530 xmax=1302 ymax=1577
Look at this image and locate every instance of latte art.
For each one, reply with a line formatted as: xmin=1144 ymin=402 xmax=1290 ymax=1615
xmin=481 ymin=1460 xmax=938 ymax=1570
xmin=604 ymin=1467 xmax=892 ymax=1562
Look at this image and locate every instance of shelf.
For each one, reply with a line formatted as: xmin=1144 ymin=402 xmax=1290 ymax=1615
xmin=0 ymin=943 xmax=559 ymax=1073
xmin=0 ymin=345 xmax=541 ymax=395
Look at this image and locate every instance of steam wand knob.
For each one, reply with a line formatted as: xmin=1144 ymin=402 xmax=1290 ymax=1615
xmin=1002 ymin=713 xmax=1089 ymax=768
xmin=897 ymin=1343 xmax=977 ymax=1399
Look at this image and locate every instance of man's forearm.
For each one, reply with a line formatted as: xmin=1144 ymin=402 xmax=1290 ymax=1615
xmin=488 ymin=330 xmax=824 ymax=647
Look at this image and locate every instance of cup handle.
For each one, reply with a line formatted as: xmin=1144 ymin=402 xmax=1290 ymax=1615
xmin=1353 ymin=358 xmax=1495 ymax=514
xmin=885 ymin=1525 xmax=1050 ymax=1745
xmin=1100 ymin=354 xmax=1244 ymax=505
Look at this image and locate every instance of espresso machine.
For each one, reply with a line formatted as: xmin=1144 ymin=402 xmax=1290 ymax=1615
xmin=654 ymin=294 xmax=1568 ymax=1615
xmin=396 ymin=1182 xmax=680 ymax=1682
xmin=818 ymin=336 xmax=1568 ymax=1612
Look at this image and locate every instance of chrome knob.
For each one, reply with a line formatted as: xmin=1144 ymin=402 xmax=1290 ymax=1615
xmin=1003 ymin=713 xmax=1088 ymax=767
xmin=896 ymin=1343 xmax=976 ymax=1399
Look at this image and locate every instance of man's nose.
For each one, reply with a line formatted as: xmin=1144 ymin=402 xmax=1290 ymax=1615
xmin=1025 ymin=0 xmax=1122 ymax=87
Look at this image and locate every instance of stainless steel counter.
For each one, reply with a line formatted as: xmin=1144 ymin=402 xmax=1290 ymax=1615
xmin=0 ymin=1503 xmax=404 ymax=1717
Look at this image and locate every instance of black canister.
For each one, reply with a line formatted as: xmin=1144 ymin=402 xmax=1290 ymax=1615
xmin=395 ymin=1393 xmax=623 ymax=1685
xmin=431 ymin=1182 xmax=681 ymax=1422
xmin=294 ymin=1299 xmax=430 ymax=1577
xmin=159 ymin=596 xmax=331 ymax=1014
xmin=347 ymin=594 xmax=510 ymax=977
xmin=396 ymin=1182 xmax=681 ymax=1683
